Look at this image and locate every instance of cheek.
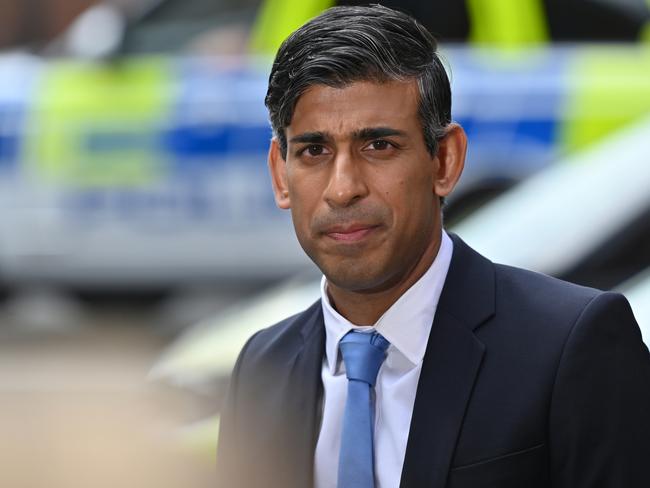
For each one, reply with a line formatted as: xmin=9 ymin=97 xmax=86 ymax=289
xmin=383 ymin=178 xmax=436 ymax=234
xmin=288 ymin=169 xmax=315 ymax=203
xmin=287 ymin=184 xmax=321 ymax=236
xmin=382 ymin=172 xmax=434 ymax=207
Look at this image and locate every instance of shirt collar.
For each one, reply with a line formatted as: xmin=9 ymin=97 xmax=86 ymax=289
xmin=321 ymin=230 xmax=454 ymax=374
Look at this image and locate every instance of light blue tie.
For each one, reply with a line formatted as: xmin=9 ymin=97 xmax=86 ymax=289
xmin=338 ymin=331 xmax=390 ymax=488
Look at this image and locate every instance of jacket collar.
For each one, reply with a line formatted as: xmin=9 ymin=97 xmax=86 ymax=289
xmin=400 ymin=233 xmax=494 ymax=488
xmin=279 ymin=301 xmax=325 ymax=488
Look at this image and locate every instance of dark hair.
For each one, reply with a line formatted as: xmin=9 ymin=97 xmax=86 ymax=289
xmin=264 ymin=4 xmax=452 ymax=159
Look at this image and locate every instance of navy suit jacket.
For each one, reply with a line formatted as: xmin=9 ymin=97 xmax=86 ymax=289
xmin=216 ymin=234 xmax=650 ymax=488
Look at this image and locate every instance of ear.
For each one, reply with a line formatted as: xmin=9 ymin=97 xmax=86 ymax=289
xmin=433 ymin=123 xmax=467 ymax=198
xmin=268 ymin=138 xmax=291 ymax=209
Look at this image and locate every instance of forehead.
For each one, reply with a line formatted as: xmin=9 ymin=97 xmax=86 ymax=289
xmin=287 ymin=80 xmax=421 ymax=138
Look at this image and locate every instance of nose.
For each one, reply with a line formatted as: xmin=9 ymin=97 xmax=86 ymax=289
xmin=323 ymin=152 xmax=369 ymax=208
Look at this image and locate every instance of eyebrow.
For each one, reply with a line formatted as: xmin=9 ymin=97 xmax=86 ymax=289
xmin=289 ymin=131 xmax=328 ymax=144
xmin=353 ymin=127 xmax=406 ymax=140
xmin=289 ymin=127 xmax=406 ymax=144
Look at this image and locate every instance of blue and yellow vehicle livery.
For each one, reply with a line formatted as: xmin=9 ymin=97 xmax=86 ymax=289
xmin=0 ymin=0 xmax=648 ymax=288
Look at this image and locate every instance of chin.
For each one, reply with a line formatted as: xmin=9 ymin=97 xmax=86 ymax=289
xmin=320 ymin=260 xmax=395 ymax=294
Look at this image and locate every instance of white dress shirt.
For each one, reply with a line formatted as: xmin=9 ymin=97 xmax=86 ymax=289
xmin=314 ymin=231 xmax=453 ymax=488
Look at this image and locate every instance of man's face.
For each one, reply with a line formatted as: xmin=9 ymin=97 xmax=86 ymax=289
xmin=269 ymin=80 xmax=456 ymax=294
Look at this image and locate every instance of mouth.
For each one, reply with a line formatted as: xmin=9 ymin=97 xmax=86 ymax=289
xmin=323 ymin=224 xmax=381 ymax=243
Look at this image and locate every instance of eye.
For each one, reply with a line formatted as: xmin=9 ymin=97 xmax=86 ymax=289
xmin=365 ymin=139 xmax=392 ymax=151
xmin=300 ymin=144 xmax=329 ymax=157
xmin=307 ymin=144 xmax=324 ymax=156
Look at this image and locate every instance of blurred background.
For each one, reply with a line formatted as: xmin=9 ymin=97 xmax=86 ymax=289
xmin=1 ymin=0 xmax=649 ymax=486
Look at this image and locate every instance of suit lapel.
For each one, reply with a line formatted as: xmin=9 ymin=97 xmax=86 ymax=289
xmin=400 ymin=234 xmax=495 ymax=488
xmin=273 ymin=302 xmax=325 ymax=488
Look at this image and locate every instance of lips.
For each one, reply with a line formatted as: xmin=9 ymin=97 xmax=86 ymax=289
xmin=324 ymin=224 xmax=380 ymax=242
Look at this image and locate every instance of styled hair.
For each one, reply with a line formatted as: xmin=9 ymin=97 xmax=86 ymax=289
xmin=264 ymin=4 xmax=452 ymax=159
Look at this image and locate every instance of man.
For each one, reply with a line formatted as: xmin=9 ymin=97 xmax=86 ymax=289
xmin=216 ymin=5 xmax=650 ymax=488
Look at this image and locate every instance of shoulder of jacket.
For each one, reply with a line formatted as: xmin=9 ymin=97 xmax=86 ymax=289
xmin=236 ymin=298 xmax=322 ymax=366
xmin=494 ymin=262 xmax=602 ymax=308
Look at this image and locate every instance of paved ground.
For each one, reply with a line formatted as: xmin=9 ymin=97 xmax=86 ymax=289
xmin=0 ymin=300 xmax=218 ymax=488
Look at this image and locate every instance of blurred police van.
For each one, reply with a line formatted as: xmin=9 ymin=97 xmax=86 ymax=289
xmin=0 ymin=0 xmax=649 ymax=290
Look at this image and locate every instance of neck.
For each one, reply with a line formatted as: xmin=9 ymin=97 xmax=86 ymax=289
xmin=327 ymin=231 xmax=442 ymax=325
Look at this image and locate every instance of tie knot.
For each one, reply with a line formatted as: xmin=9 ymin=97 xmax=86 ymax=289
xmin=339 ymin=331 xmax=390 ymax=386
